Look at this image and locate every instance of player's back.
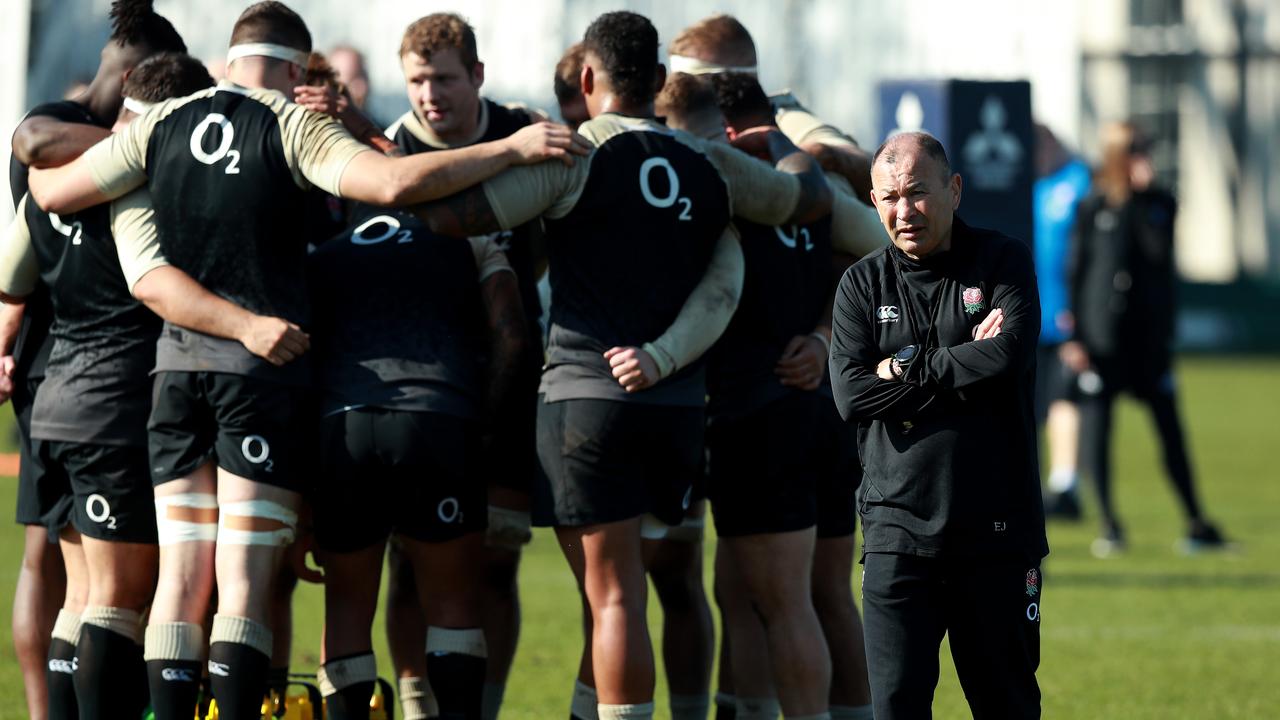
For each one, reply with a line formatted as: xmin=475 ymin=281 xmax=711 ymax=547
xmin=541 ymin=114 xmax=730 ymax=405
xmin=309 ymin=205 xmax=489 ymax=419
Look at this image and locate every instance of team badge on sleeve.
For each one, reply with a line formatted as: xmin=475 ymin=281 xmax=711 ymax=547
xmin=1025 ymin=568 xmax=1040 ymax=597
xmin=963 ymin=287 xmax=985 ymax=315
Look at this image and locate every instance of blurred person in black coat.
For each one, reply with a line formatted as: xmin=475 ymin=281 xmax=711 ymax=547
xmin=1060 ymin=121 xmax=1227 ymax=557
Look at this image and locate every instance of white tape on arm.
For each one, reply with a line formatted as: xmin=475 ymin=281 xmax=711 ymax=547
xmin=217 ymin=499 xmax=297 ymax=547
xmin=155 ymin=493 xmax=219 ymax=545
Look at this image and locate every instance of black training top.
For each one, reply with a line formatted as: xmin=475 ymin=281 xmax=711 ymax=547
xmin=309 ymin=205 xmax=507 ymax=418
xmin=707 ymin=214 xmax=833 ymax=418
xmin=1069 ymin=188 xmax=1178 ymax=370
xmin=829 ymin=218 xmax=1048 ymax=561
xmin=7 ymin=102 xmax=94 ymax=389
xmin=388 ymin=99 xmax=544 ymax=365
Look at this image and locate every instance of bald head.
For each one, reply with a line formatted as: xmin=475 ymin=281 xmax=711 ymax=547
xmin=873 ymin=131 xmax=952 ymax=183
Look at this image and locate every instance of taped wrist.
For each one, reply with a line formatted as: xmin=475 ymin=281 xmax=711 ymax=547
xmin=155 ymin=493 xmax=219 ymax=544
xmin=217 ymin=499 xmax=297 ymax=546
xmin=318 ymin=653 xmax=377 ymax=696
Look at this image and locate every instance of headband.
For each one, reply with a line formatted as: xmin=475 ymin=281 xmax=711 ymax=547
xmin=226 ymin=42 xmax=309 ymax=68
xmin=122 ymin=97 xmax=152 ymax=115
xmin=668 ymin=54 xmax=758 ymax=76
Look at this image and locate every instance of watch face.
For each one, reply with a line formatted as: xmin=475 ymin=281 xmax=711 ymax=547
xmin=896 ymin=344 xmax=918 ymax=363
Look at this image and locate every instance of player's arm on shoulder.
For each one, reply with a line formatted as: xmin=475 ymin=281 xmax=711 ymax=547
xmin=773 ymin=96 xmax=872 ymax=203
xmin=608 ymin=225 xmax=746 ymax=393
xmin=0 ymin=197 xmax=39 ymax=304
xmin=829 ymin=173 xmax=887 ymax=257
xmin=910 ymin=240 xmax=1040 ymax=389
xmin=473 ymin=237 xmax=528 ymax=418
xmin=415 ymin=157 xmax=586 ymax=238
xmin=711 ymin=131 xmax=832 ymax=226
xmin=330 ymin=118 xmax=590 ymax=207
xmin=11 ymin=114 xmax=111 ymax=169
xmin=829 ymin=267 xmax=942 ymax=422
xmin=27 ymin=117 xmax=152 ymax=214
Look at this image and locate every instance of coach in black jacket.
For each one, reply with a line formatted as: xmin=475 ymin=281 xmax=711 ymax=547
xmin=830 ymin=132 xmax=1047 ymax=719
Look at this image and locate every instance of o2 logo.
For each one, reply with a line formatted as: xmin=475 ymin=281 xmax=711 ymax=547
xmin=775 ymin=225 xmax=814 ymax=251
xmin=189 ymin=113 xmax=241 ymax=174
xmin=48 ymin=213 xmax=84 ymax=246
xmin=639 ymin=157 xmax=692 ymax=221
xmin=85 ymin=493 xmax=117 ymax=530
xmin=351 ymin=215 xmax=414 ymax=246
xmin=241 ymin=434 xmax=274 ymax=473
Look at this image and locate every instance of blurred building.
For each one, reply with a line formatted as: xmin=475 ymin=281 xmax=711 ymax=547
xmin=3 ymin=0 xmax=1277 ymax=294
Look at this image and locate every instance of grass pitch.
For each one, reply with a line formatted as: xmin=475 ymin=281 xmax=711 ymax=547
xmin=0 ymin=356 xmax=1276 ymax=718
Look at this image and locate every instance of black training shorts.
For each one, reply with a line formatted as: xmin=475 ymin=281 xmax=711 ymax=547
xmin=534 ymin=397 xmax=704 ymax=528
xmin=33 ymin=440 xmax=157 ymax=544
xmin=707 ymin=390 xmax=821 ymax=538
xmin=313 ymin=408 xmax=485 ymax=553
xmin=148 ymin=371 xmax=311 ymax=489
xmin=812 ymin=394 xmax=861 ymax=539
xmin=14 ymin=377 xmax=61 ymax=530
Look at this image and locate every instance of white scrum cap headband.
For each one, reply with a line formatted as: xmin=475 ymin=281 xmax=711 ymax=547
xmin=668 ymin=54 xmax=758 ymax=76
xmin=122 ymin=97 xmax=152 ymax=115
xmin=226 ymin=42 xmax=309 ymax=68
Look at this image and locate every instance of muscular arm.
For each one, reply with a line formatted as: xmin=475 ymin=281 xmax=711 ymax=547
xmin=27 ymin=152 xmax=119 ymax=214
xmin=414 ymin=185 xmax=504 ymax=238
xmin=802 ymin=141 xmax=872 ymax=204
xmin=11 ymin=116 xmax=110 ymax=169
xmin=479 ymin=270 xmax=528 ymax=420
xmin=132 ymin=266 xmax=310 ymax=366
xmin=764 ymin=131 xmax=833 ymax=225
xmin=0 ymin=302 xmax=23 ymax=354
xmin=907 ymin=242 xmax=1040 ymax=389
xmin=829 ymin=270 xmax=943 ymax=422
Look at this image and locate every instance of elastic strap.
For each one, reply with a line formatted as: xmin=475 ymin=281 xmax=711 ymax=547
xmin=668 ymin=54 xmax=758 ymax=76
xmin=226 ymin=42 xmax=309 ymax=68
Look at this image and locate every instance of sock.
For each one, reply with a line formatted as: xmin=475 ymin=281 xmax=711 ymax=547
xmin=1048 ymin=468 xmax=1077 ymax=493
xmin=399 ymin=676 xmax=437 ymax=720
xmin=146 ymin=621 xmax=205 ymax=720
xmin=570 ymin=679 xmax=599 ymax=720
xmin=46 ymin=609 xmax=81 ymax=720
xmin=735 ymin=696 xmax=781 ymax=720
xmin=426 ymin=627 xmax=488 ymax=720
xmin=482 ymin=681 xmax=507 ymax=720
xmin=715 ymin=692 xmax=737 ymax=720
xmin=319 ymin=652 xmax=378 ymax=720
xmin=830 ymin=705 xmax=874 ymax=720
xmin=598 ymin=702 xmax=655 ymax=720
xmin=671 ymin=692 xmax=712 ymax=720
xmin=207 ymin=614 xmax=273 ymax=719
xmin=75 ymin=607 xmax=147 ymax=719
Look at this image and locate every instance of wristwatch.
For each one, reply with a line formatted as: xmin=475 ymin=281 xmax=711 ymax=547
xmin=890 ymin=344 xmax=917 ymax=380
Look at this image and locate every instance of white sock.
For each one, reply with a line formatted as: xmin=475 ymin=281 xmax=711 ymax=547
xmin=1049 ymin=468 xmax=1077 ymax=493
xmin=671 ymin=692 xmax=711 ymax=720
xmin=398 ymin=676 xmax=437 ymax=720
xmin=598 ymin=701 xmax=655 ymax=720
xmin=571 ymin=680 xmax=599 ymax=720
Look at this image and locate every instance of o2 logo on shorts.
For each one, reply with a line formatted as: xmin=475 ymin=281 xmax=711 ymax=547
xmin=189 ymin=113 xmax=241 ymax=175
xmin=437 ymin=497 xmax=462 ymax=524
xmin=241 ymin=435 xmax=274 ymax=473
xmin=85 ymin=493 xmax=118 ymax=530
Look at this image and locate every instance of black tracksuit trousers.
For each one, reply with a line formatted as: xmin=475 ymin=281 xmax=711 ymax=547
xmin=862 ymin=552 xmax=1042 ymax=719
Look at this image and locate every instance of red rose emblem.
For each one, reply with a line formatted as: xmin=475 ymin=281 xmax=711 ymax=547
xmin=963 ymin=287 xmax=984 ymax=315
xmin=1025 ymin=568 xmax=1040 ymax=597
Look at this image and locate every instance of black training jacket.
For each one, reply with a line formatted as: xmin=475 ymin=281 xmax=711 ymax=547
xmin=829 ymin=218 xmax=1048 ymax=561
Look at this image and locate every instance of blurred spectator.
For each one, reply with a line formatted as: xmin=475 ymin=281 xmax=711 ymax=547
xmin=1064 ymin=121 xmax=1227 ymax=557
xmin=328 ymin=44 xmax=370 ymax=110
xmin=1032 ymin=123 xmax=1091 ymax=519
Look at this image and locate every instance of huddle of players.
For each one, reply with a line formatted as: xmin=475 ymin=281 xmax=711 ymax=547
xmin=3 ymin=4 xmax=887 ymax=720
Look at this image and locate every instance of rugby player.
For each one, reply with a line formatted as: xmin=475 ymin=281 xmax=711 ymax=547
xmin=371 ymin=16 xmax=551 ymax=719
xmin=554 ymin=43 xmax=589 ymax=130
xmin=2 ymin=52 xmax=213 ymax=720
xmin=26 ymin=3 xmax=587 ymax=717
xmin=409 ymin=12 xmax=831 ymax=719
xmin=307 ymin=201 xmax=526 ymax=720
xmin=5 ymin=3 xmax=186 ymax=717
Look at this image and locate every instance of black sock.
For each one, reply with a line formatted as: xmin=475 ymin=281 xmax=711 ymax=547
xmin=74 ymin=623 xmax=147 ymax=719
xmin=147 ymin=657 xmax=203 ymax=720
xmin=715 ymin=703 xmax=737 ymax=720
xmin=208 ymin=641 xmax=271 ymax=719
xmin=326 ymin=680 xmax=377 ymax=720
xmin=427 ymin=651 xmax=487 ymax=720
xmin=267 ymin=666 xmax=290 ymax=718
xmin=46 ymin=637 xmax=79 ymax=720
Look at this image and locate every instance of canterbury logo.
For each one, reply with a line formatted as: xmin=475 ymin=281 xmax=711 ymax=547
xmin=48 ymin=658 xmax=76 ymax=674
xmin=161 ymin=668 xmax=195 ymax=682
xmin=208 ymin=661 xmax=231 ymax=677
xmin=877 ymin=305 xmax=900 ymax=322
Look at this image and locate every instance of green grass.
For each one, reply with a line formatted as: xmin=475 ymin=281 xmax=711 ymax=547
xmin=0 ymin=356 xmax=1277 ymax=718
